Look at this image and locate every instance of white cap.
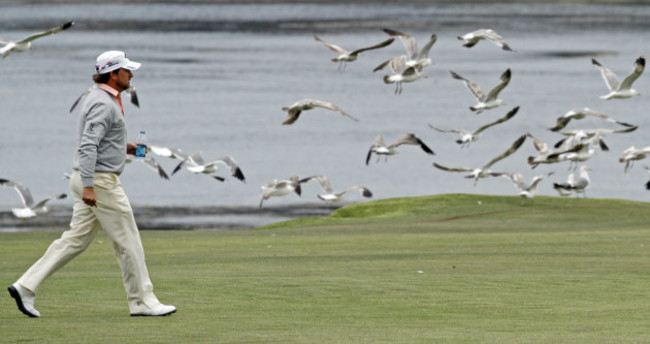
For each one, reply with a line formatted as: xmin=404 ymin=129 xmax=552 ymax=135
xmin=95 ymin=50 xmax=141 ymax=74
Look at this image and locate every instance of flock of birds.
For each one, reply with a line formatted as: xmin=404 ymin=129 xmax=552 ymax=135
xmin=1 ymin=21 xmax=649 ymax=219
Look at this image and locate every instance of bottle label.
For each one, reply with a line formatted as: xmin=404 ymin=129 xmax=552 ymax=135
xmin=136 ymin=144 xmax=146 ymax=158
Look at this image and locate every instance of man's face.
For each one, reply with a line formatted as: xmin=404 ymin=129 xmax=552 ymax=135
xmin=113 ymin=68 xmax=133 ymax=91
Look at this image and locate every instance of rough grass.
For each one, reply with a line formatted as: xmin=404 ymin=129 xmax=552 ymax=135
xmin=2 ymin=194 xmax=649 ymax=343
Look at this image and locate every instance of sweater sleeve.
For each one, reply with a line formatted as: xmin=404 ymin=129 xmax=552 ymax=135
xmin=78 ymin=102 xmax=110 ymax=188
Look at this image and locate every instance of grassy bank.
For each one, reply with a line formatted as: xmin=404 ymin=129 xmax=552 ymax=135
xmin=1 ymin=194 xmax=649 ymax=343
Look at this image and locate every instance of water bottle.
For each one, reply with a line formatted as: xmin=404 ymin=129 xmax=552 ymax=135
xmin=135 ymin=130 xmax=147 ymax=158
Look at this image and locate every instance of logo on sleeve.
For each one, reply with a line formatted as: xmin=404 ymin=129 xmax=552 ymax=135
xmin=112 ymin=119 xmax=125 ymax=129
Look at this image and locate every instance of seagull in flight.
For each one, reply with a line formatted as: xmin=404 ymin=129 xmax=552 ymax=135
xmin=70 ymin=85 xmax=139 ymax=113
xmin=553 ymin=166 xmax=591 ymax=197
xmin=259 ymin=176 xmax=303 ymax=208
xmin=450 ymin=68 xmax=511 ymax=113
xmin=433 ymin=134 xmax=526 ymax=185
xmin=174 ymin=152 xmax=245 ymax=182
xmin=497 ymin=171 xmax=555 ymax=199
xmin=282 ymin=99 xmax=358 ymax=125
xmin=0 ymin=21 xmax=74 ymax=58
xmin=592 ymin=56 xmax=645 ymax=99
xmin=619 ymin=146 xmax=650 ymax=173
xmin=125 ymin=155 xmax=170 ymax=180
xmin=366 ymin=133 xmax=434 ymax=165
xmin=300 ymin=175 xmax=372 ymax=203
xmin=553 ymin=126 xmax=638 ymax=151
xmin=429 ymin=106 xmax=519 ymax=148
xmin=548 ymin=107 xmax=635 ymax=132
xmin=313 ymin=34 xmax=394 ymax=70
xmin=382 ymin=55 xmax=428 ymax=94
xmin=457 ymin=28 xmax=514 ymax=52
xmin=0 ymin=178 xmax=67 ymax=218
xmin=374 ymin=28 xmax=437 ymax=72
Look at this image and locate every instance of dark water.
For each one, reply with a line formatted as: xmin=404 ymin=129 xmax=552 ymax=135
xmin=1 ymin=2 xmax=649 ymax=226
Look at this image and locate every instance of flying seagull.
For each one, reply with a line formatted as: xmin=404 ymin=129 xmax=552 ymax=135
xmin=553 ymin=126 xmax=638 ymax=151
xmin=548 ymin=107 xmax=635 ymax=132
xmin=70 ymin=85 xmax=139 ymax=113
xmin=125 ymin=155 xmax=169 ymax=180
xmin=313 ymin=34 xmax=394 ymax=70
xmin=366 ymin=133 xmax=434 ymax=165
xmin=619 ymin=146 xmax=650 ymax=173
xmin=457 ymin=28 xmax=514 ymax=52
xmin=0 ymin=21 xmax=74 ymax=58
xmin=300 ymin=175 xmax=372 ymax=203
xmin=282 ymin=99 xmax=358 ymax=125
xmin=552 ymin=166 xmax=591 ymax=197
xmin=429 ymin=106 xmax=519 ymax=148
xmin=0 ymin=178 xmax=67 ymax=218
xmin=497 ymin=171 xmax=555 ymax=199
xmin=174 ymin=152 xmax=245 ymax=182
xmin=450 ymin=68 xmax=511 ymax=113
xmin=259 ymin=176 xmax=303 ymax=208
xmin=382 ymin=55 xmax=428 ymax=94
xmin=375 ymin=28 xmax=437 ymax=72
xmin=433 ymin=134 xmax=526 ymax=185
xmin=592 ymin=56 xmax=645 ymax=99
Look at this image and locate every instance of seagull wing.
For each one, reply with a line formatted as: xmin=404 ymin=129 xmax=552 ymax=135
xmin=337 ymin=186 xmax=373 ymax=198
xmin=207 ymin=156 xmax=246 ymax=182
xmin=526 ymin=132 xmax=552 ymax=155
xmin=127 ymin=86 xmax=140 ymax=107
xmin=428 ymin=124 xmax=463 ymax=134
xmin=618 ymin=56 xmax=645 ymax=91
xmin=450 ymin=71 xmax=486 ymax=101
xmin=477 ymin=29 xmax=513 ymax=51
xmin=349 ymin=38 xmax=395 ymax=56
xmin=313 ymin=34 xmax=348 ymax=54
xmin=17 ymin=21 xmax=74 ymax=44
xmin=142 ymin=156 xmax=170 ymax=180
xmin=433 ymin=162 xmax=472 ymax=173
xmin=300 ymin=175 xmax=334 ymax=194
xmin=473 ymin=106 xmax=519 ymax=135
xmin=482 ymin=134 xmax=526 ymax=169
xmin=69 ymin=85 xmax=95 ymax=113
xmin=304 ymin=99 xmax=359 ymax=122
xmin=391 ymin=133 xmax=434 ymax=155
xmin=32 ymin=193 xmax=67 ymax=210
xmin=382 ymin=28 xmax=418 ymax=60
xmin=592 ymin=58 xmax=620 ymax=92
xmin=486 ymin=68 xmax=512 ymax=101
xmin=418 ymin=34 xmax=437 ymax=59
xmin=0 ymin=178 xmax=35 ymax=208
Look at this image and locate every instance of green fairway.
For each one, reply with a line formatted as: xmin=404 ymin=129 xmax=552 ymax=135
xmin=1 ymin=194 xmax=649 ymax=343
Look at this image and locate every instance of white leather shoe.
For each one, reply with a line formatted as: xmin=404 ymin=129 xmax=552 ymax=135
xmin=130 ymin=303 xmax=176 ymax=317
xmin=8 ymin=283 xmax=40 ymax=318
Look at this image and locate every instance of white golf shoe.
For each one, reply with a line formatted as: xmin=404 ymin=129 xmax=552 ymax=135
xmin=8 ymin=283 xmax=40 ymax=318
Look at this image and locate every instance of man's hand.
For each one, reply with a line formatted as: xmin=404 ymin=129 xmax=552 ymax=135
xmin=126 ymin=142 xmax=139 ymax=156
xmin=82 ymin=187 xmax=97 ymax=207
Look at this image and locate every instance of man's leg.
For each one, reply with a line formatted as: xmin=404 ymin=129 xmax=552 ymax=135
xmin=91 ymin=172 xmax=174 ymax=316
xmin=10 ymin=171 xmax=102 ymax=317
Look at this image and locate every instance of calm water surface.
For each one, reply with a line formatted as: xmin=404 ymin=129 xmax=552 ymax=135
xmin=1 ymin=2 xmax=649 ymax=211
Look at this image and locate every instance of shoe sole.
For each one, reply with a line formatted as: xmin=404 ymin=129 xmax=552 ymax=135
xmin=7 ymin=286 xmax=39 ymax=318
xmin=130 ymin=309 xmax=177 ymax=317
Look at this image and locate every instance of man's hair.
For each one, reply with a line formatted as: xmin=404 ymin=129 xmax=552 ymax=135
xmin=92 ymin=69 xmax=119 ymax=83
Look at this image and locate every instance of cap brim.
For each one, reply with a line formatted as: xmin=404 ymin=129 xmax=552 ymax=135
xmin=123 ymin=60 xmax=141 ymax=71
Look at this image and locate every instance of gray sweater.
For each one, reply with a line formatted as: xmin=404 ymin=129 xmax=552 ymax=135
xmin=72 ymin=85 xmax=127 ymax=188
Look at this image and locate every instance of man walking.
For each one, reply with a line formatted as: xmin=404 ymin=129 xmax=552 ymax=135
xmin=8 ymin=51 xmax=176 ymax=317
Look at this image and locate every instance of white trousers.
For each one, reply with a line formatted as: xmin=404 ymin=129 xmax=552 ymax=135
xmin=17 ymin=171 xmax=160 ymax=313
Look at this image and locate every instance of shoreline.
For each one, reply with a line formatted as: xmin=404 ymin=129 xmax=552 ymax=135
xmin=0 ymin=203 xmax=342 ymax=232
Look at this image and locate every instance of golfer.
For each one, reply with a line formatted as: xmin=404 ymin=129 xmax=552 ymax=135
xmin=8 ymin=51 xmax=176 ymax=317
